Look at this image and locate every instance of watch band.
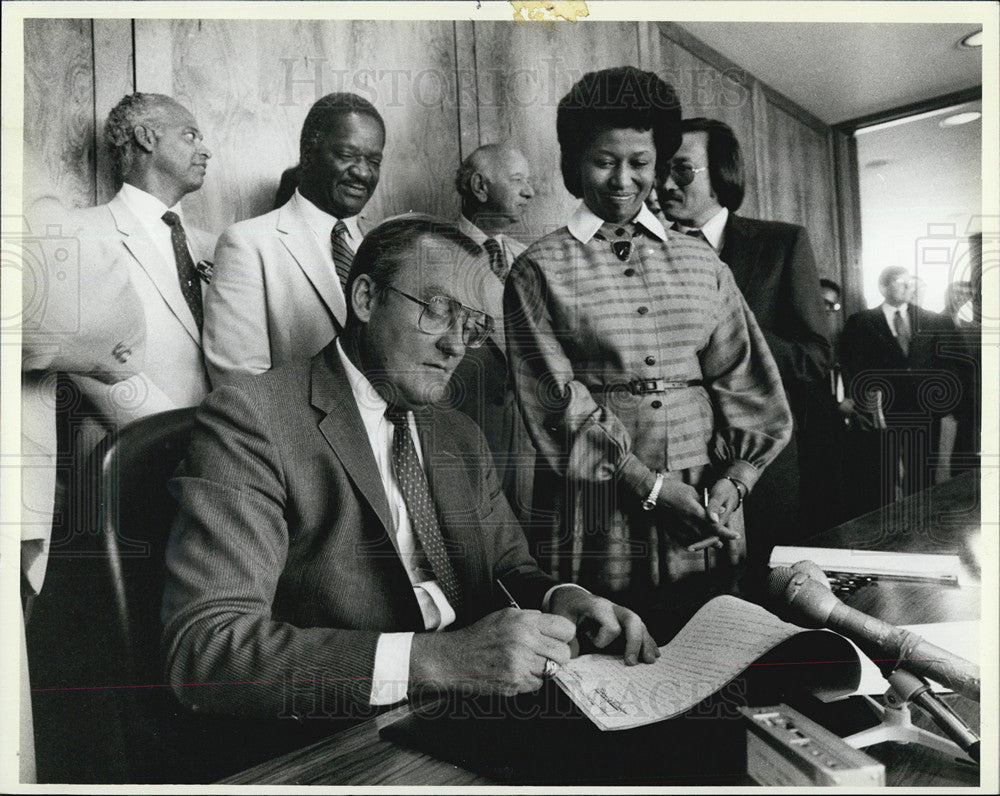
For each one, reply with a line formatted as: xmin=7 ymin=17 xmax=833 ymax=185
xmin=642 ymin=472 xmax=665 ymax=511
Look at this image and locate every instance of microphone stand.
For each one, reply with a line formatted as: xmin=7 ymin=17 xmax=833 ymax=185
xmin=843 ymin=667 xmax=979 ymax=764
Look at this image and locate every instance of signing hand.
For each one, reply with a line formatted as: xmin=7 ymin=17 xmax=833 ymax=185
xmin=549 ymin=588 xmax=659 ymax=666
xmin=410 ymin=608 xmax=575 ymax=697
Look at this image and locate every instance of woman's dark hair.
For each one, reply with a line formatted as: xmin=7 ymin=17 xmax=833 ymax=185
xmin=677 ymin=117 xmax=745 ymax=211
xmin=556 ymin=66 xmax=681 ymax=198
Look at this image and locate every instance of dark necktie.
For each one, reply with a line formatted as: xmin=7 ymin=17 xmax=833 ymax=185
xmin=894 ymin=309 xmax=911 ymax=357
xmin=483 ymin=237 xmax=507 ymax=281
xmin=386 ymin=408 xmax=464 ymax=610
xmin=161 ymin=211 xmax=203 ymax=332
xmin=331 ymin=220 xmax=354 ymax=291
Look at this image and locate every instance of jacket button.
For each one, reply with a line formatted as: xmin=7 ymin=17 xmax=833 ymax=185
xmin=637 ymin=306 xmax=648 ymax=315
xmin=651 ymin=400 xmax=662 ymax=409
xmin=624 ymin=268 xmax=636 ymax=277
xmin=645 ymin=356 xmax=656 ymax=366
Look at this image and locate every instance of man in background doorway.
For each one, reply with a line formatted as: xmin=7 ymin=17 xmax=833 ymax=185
xmin=839 ymin=266 xmax=961 ymax=513
xmin=659 ymin=117 xmax=831 ymax=561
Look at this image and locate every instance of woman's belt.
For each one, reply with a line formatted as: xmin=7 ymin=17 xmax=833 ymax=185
xmin=589 ymin=378 xmax=705 ymax=395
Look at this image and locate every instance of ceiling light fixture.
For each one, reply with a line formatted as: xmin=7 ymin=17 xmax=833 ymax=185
xmin=940 ymin=112 xmax=982 ymax=127
xmin=959 ymin=30 xmax=983 ymax=48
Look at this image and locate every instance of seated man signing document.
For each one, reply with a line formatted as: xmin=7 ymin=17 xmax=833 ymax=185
xmin=162 ymin=216 xmax=657 ymax=720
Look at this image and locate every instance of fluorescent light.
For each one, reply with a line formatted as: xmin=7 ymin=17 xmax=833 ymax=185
xmin=960 ymin=30 xmax=983 ymax=48
xmin=940 ymin=112 xmax=982 ymax=127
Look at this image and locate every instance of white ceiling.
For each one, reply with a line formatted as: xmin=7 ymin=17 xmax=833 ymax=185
xmin=676 ymin=23 xmax=983 ymax=124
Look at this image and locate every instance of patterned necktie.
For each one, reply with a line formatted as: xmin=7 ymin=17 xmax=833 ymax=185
xmin=483 ymin=237 xmax=507 ymax=281
xmin=894 ymin=309 xmax=911 ymax=357
xmin=386 ymin=407 xmax=464 ymax=610
xmin=331 ymin=220 xmax=354 ymax=291
xmin=161 ymin=211 xmax=203 ymax=332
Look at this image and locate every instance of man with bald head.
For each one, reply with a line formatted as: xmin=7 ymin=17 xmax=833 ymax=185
xmin=451 ymin=144 xmax=537 ymax=521
xmin=70 ymin=92 xmax=215 ymax=452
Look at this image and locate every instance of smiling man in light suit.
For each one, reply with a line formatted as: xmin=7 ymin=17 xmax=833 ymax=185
xmin=70 ymin=92 xmax=215 ymax=453
xmin=204 ymin=92 xmax=385 ymax=387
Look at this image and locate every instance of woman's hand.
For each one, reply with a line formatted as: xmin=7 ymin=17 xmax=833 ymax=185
xmin=654 ymin=479 xmax=739 ymax=547
xmin=706 ymin=478 xmax=741 ymax=528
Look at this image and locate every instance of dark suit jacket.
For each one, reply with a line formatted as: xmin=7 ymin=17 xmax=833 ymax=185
xmin=839 ymin=305 xmax=961 ymax=422
xmin=161 ymin=343 xmax=555 ymax=719
xmin=450 ymin=336 xmax=536 ymax=524
xmin=720 ymin=215 xmax=831 ymax=411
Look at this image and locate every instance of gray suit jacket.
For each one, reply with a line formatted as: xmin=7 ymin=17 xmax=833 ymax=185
xmin=162 ymin=343 xmax=555 ymax=719
xmin=204 ymin=195 xmax=368 ymax=387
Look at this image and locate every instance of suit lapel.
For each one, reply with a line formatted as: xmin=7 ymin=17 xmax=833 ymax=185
xmin=277 ymin=200 xmax=348 ymax=327
xmin=109 ymin=195 xmax=201 ymax=344
xmin=719 ymin=214 xmax=759 ymax=291
xmin=311 ymin=349 xmax=394 ymax=534
xmin=416 ymin=409 xmax=490 ymax=622
xmin=871 ymin=308 xmax=907 ymax=362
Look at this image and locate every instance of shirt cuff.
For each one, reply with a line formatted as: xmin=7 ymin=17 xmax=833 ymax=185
xmin=722 ymin=460 xmax=761 ymax=493
xmin=617 ymin=451 xmax=656 ymax=502
xmin=542 ymin=582 xmax=590 ymax=612
xmin=370 ymin=632 xmax=413 ymax=706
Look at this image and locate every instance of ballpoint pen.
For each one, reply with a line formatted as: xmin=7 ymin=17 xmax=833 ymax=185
xmin=496 ymin=578 xmax=559 ymax=677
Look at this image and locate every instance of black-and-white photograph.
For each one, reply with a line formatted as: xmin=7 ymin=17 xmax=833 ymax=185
xmin=3 ymin=1 xmax=996 ymax=790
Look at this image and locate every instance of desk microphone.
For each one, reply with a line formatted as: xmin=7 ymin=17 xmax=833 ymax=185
xmin=767 ymin=566 xmax=980 ymax=702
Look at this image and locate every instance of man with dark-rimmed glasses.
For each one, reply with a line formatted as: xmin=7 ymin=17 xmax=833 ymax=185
xmin=162 ymin=216 xmax=657 ymax=767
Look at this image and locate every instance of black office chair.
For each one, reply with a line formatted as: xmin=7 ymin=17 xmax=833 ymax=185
xmin=28 ymin=408 xmax=200 ymax=783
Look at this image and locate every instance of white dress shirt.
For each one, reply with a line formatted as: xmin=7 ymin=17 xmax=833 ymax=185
xmin=118 ymin=182 xmax=193 ymax=268
xmin=335 ymin=340 xmax=456 ymax=704
xmin=671 ymin=205 xmax=729 ymax=252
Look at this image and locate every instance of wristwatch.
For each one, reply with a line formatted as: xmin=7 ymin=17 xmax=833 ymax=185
xmin=641 ymin=472 xmax=665 ymax=511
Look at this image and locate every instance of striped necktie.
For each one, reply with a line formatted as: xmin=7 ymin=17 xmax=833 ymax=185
xmin=386 ymin=407 xmax=464 ymax=610
xmin=161 ymin=211 xmax=203 ymax=332
xmin=483 ymin=237 xmax=507 ymax=281
xmin=331 ymin=220 xmax=354 ymax=291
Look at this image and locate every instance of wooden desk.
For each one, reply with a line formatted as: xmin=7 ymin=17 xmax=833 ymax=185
xmin=223 ymin=472 xmax=983 ymax=787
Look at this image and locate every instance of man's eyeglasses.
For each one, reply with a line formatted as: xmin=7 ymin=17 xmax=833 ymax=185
xmin=383 ymin=286 xmax=494 ymax=348
xmin=824 ymin=300 xmax=842 ymax=312
xmin=667 ymin=163 xmax=708 ymax=187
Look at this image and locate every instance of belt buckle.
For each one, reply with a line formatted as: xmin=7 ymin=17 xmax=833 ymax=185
xmin=630 ymin=378 xmax=662 ymax=395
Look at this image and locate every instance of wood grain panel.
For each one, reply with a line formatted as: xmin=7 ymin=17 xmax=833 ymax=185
xmin=93 ymin=19 xmax=134 ymax=203
xmin=132 ymin=19 xmax=172 ymax=95
xmin=765 ymin=101 xmax=840 ymax=278
xmin=150 ymin=19 xmax=462 ymax=235
xmin=657 ymin=29 xmax=760 ymax=219
xmin=473 ymin=21 xmax=642 ymax=240
xmin=22 ymin=19 xmax=96 ymax=210
xmin=454 ymin=21 xmax=480 ymax=161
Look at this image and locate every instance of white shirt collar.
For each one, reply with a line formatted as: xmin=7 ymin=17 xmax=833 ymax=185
xmin=335 ymin=338 xmax=395 ymax=436
xmin=567 ymin=201 xmax=667 ymax=244
xmin=670 ymin=206 xmax=728 ymax=251
xmin=882 ymin=302 xmax=909 ymax=329
xmin=118 ymin=181 xmax=180 ymax=224
xmin=294 ymin=189 xmax=363 ymax=245
xmin=458 ymin=215 xmax=515 ymax=251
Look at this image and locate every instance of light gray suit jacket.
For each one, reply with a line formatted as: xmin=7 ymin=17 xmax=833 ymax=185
xmin=69 ymin=192 xmax=214 ymax=454
xmin=162 ymin=343 xmax=555 ymax=719
xmin=204 ymin=196 xmax=366 ymax=388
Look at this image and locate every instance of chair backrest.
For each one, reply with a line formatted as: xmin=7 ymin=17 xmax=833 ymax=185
xmin=84 ymin=407 xmax=197 ymax=782
xmin=91 ymin=407 xmax=197 ymax=684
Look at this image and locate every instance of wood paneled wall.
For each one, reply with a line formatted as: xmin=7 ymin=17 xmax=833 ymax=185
xmin=23 ymin=18 xmax=842 ymax=282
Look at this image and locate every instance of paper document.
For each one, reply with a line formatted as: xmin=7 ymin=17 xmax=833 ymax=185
xmin=553 ymin=595 xmax=857 ymax=731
